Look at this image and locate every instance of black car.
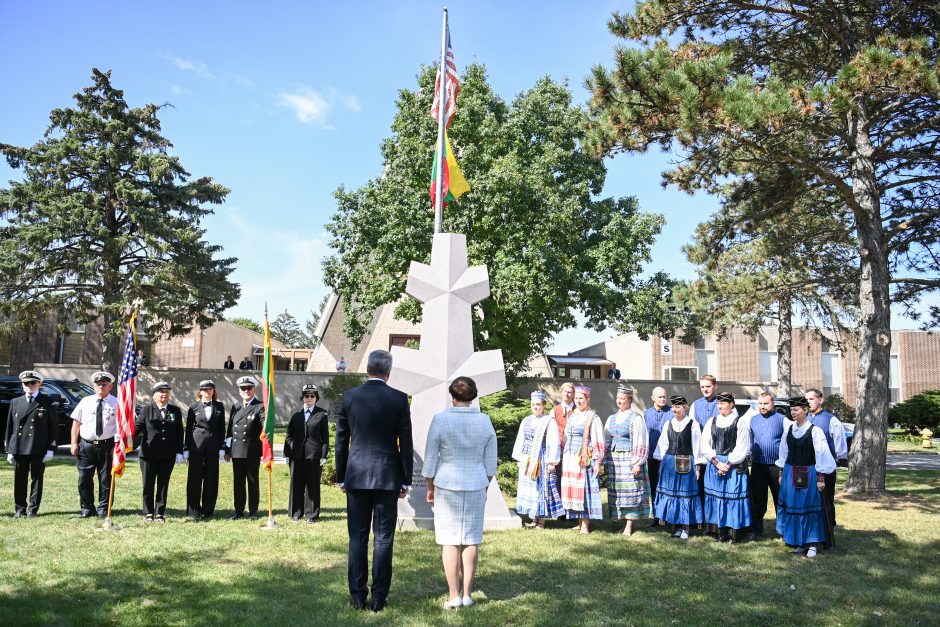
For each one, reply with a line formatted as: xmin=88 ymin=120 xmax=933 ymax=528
xmin=0 ymin=376 xmax=95 ymax=449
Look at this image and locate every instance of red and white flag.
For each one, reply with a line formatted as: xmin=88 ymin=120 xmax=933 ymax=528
xmin=430 ymin=23 xmax=460 ymax=128
xmin=112 ymin=315 xmax=138 ymax=478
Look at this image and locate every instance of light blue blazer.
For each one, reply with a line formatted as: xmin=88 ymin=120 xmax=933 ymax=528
xmin=422 ymin=406 xmax=498 ymax=491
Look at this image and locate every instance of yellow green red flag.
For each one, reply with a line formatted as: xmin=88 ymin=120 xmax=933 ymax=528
xmin=259 ymin=317 xmax=276 ymax=470
xmin=429 ymin=130 xmax=470 ymax=207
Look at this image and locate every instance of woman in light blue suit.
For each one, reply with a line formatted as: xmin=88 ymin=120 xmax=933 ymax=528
xmin=423 ymin=376 xmax=498 ymax=610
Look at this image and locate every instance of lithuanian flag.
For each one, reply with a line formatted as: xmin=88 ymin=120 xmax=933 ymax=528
xmin=429 ymin=130 xmax=470 ymax=207
xmin=259 ymin=317 xmax=276 ymax=470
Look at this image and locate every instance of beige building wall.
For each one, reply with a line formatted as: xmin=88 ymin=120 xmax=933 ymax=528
xmin=569 ymin=333 xmax=654 ymax=380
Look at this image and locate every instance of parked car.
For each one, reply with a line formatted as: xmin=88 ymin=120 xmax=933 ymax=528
xmin=734 ymin=397 xmax=792 ymax=420
xmin=0 ymin=376 xmax=95 ymax=449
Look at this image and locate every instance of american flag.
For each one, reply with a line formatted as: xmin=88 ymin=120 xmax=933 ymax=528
xmin=430 ymin=23 xmax=460 ymax=128
xmin=112 ymin=320 xmax=138 ymax=478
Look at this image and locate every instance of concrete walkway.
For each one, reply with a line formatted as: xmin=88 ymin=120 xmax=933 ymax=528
xmin=886 ymin=452 xmax=940 ymax=471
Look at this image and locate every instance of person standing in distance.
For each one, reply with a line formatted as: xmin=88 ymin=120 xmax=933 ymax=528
xmin=70 ymin=371 xmax=117 ymax=519
xmin=223 ymin=355 xmax=235 ymax=370
xmin=335 ymin=350 xmax=413 ymax=613
xmin=5 ymin=370 xmax=57 ymax=518
xmin=238 ymin=356 xmax=254 ymax=370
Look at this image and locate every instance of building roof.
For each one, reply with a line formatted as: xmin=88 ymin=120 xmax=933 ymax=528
xmin=547 ymin=355 xmax=613 ymax=366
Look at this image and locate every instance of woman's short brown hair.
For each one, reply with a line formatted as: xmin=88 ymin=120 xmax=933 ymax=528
xmin=448 ymin=376 xmax=478 ymax=403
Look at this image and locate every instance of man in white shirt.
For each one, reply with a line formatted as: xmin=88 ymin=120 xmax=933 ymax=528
xmin=70 ymin=371 xmax=118 ymax=519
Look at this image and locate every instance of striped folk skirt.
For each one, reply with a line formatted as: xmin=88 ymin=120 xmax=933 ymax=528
xmin=703 ymin=454 xmax=752 ymax=533
xmin=776 ymin=464 xmax=828 ymax=547
xmin=606 ymin=451 xmax=652 ymax=520
xmin=653 ymin=454 xmax=704 ymax=527
xmin=516 ymin=458 xmax=566 ymax=519
xmin=433 ymin=486 xmax=487 ymax=546
xmin=561 ymin=453 xmax=603 ymax=520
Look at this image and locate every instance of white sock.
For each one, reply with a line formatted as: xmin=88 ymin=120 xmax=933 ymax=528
xmin=674 ymin=530 xmax=683 ymax=538
xmin=680 ymin=530 xmax=689 ymax=540
xmin=806 ymin=546 xmax=817 ymax=558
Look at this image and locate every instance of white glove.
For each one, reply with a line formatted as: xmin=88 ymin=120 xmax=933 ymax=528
xmin=320 ymin=458 xmax=327 ymax=466
xmin=219 ymin=449 xmax=226 ymax=461
xmin=175 ymin=453 xmax=184 ymax=464
xmin=183 ymin=450 xmax=189 ymax=461
xmin=224 ymin=437 xmax=232 ymax=448
xmin=6 ymin=454 xmax=13 ymax=465
xmin=43 ymin=450 xmax=54 ymax=463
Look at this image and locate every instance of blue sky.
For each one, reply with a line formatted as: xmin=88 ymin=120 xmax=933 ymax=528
xmin=2 ymin=1 xmax=926 ymax=353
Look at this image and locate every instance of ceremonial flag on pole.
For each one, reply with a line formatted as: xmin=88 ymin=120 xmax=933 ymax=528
xmin=112 ymin=311 xmax=138 ymax=478
xmin=429 ymin=130 xmax=470 ymax=207
xmin=430 ymin=23 xmax=459 ymax=128
xmin=259 ymin=315 xmax=276 ymax=470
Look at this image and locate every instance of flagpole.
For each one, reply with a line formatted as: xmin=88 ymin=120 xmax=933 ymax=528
xmin=433 ymin=8 xmax=449 ymax=234
xmin=262 ymin=303 xmax=279 ymax=530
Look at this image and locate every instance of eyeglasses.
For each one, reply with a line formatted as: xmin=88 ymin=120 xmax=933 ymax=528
xmin=239 ymin=386 xmax=254 ymax=391
xmin=303 ymin=394 xmax=316 ymax=399
xmin=23 ymin=380 xmax=40 ymax=386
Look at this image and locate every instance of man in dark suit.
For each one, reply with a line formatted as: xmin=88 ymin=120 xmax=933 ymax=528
xmin=5 ymin=370 xmax=57 ymax=517
xmin=223 ymin=355 xmax=235 ymax=370
xmin=225 ymin=375 xmax=265 ymax=519
xmin=335 ymin=349 xmax=413 ymax=612
xmin=607 ymin=362 xmax=621 ymax=379
xmin=238 ymin=356 xmax=254 ymax=370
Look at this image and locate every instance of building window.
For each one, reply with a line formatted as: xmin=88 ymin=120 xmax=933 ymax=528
xmin=696 ymin=349 xmax=717 ymax=378
xmin=664 ymin=366 xmax=698 ymax=381
xmin=759 ymin=351 xmax=778 ymax=382
xmin=389 ymin=334 xmax=420 ymax=350
xmin=889 ymin=354 xmax=900 ymax=403
xmin=822 ymin=351 xmax=842 ymax=398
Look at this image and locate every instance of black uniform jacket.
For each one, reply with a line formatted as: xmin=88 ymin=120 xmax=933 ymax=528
xmin=135 ymin=403 xmax=184 ymax=459
xmin=227 ymin=397 xmax=264 ymax=459
xmin=4 ymin=392 xmax=56 ymax=455
xmin=284 ymin=405 xmax=329 ymax=461
xmin=185 ymin=400 xmax=226 ymax=454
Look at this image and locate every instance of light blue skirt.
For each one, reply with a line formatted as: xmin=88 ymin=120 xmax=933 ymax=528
xmin=653 ymin=454 xmax=704 ymax=526
xmin=776 ymin=465 xmax=828 ymax=547
xmin=704 ymin=454 xmax=752 ymax=530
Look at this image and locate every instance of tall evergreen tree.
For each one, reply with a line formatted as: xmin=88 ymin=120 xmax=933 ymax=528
xmin=0 ymin=69 xmax=239 ymax=369
xmin=586 ymin=2 xmax=940 ymax=494
xmin=323 ymin=64 xmax=680 ymax=374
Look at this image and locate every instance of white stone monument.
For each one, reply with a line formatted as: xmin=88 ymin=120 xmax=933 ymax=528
xmin=388 ymin=232 xmax=520 ymax=531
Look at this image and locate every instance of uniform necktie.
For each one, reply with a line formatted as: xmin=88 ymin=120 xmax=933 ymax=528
xmin=160 ymin=407 xmax=167 ymax=420
xmin=305 ymin=409 xmax=312 ymax=422
xmin=95 ymin=399 xmax=103 ymax=437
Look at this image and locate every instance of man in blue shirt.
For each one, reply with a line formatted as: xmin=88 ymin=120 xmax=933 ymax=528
xmin=748 ymin=392 xmax=787 ymax=540
xmin=689 ymin=375 xmax=719 ymax=507
xmin=643 ymin=386 xmax=670 ymax=526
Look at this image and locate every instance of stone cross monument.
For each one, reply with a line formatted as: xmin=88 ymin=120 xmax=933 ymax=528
xmin=388 ymin=232 xmax=520 ymax=530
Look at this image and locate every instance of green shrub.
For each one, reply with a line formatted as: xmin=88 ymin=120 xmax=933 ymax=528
xmin=320 ymin=373 xmax=366 ymax=416
xmin=889 ymin=390 xmax=940 ymax=432
xmin=824 ymin=393 xmax=856 ymax=423
xmin=497 ymin=460 xmax=518 ymax=495
xmin=481 ymin=390 xmax=530 ymax=462
xmin=320 ymin=421 xmax=338 ymax=485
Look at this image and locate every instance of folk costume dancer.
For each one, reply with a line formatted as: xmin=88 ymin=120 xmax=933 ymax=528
xmin=700 ymin=392 xmax=752 ymax=542
xmin=748 ymin=392 xmax=789 ymax=540
xmin=643 ymin=386 xmax=671 ymax=527
xmin=689 ymin=375 xmax=719 ymax=509
xmin=652 ymin=395 xmax=704 ymax=540
xmin=560 ymin=386 xmax=605 ymax=534
xmin=511 ymin=391 xmax=564 ymax=528
xmin=776 ymin=396 xmax=836 ymax=558
xmin=806 ymin=388 xmax=848 ymax=527
xmin=604 ymin=385 xmax=652 ymax=536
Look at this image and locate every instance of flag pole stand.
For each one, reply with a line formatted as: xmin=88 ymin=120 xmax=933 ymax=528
xmin=261 ymin=466 xmax=279 ymax=530
xmin=99 ymin=470 xmax=119 ymax=532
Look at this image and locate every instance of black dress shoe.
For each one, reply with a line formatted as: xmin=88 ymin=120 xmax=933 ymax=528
xmin=306 ymin=518 xmax=318 ymax=524
xmin=80 ymin=511 xmax=93 ymax=519
xmin=248 ymin=513 xmax=259 ymax=521
xmin=370 ymin=598 xmax=387 ymax=613
xmin=229 ymin=512 xmax=243 ymax=520
xmin=350 ymin=598 xmax=367 ymax=610
xmin=13 ymin=512 xmax=23 ymax=519
xmin=26 ymin=512 xmax=37 ymax=519
xmin=748 ymin=531 xmax=763 ymax=542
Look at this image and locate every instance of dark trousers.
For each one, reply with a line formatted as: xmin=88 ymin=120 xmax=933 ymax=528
xmin=823 ymin=472 xmax=837 ymax=526
xmin=648 ymin=458 xmax=660 ymax=516
xmin=346 ymin=489 xmax=398 ymax=603
xmin=13 ymin=454 xmax=45 ymax=515
xmin=186 ymin=449 xmax=219 ymax=517
xmin=77 ymin=439 xmax=114 ymax=515
xmin=232 ymin=457 xmax=260 ymax=515
xmin=289 ymin=459 xmax=322 ymax=520
xmin=697 ymin=464 xmax=706 ymax=508
xmin=749 ymin=462 xmax=780 ymax=533
xmin=140 ymin=456 xmax=175 ymax=517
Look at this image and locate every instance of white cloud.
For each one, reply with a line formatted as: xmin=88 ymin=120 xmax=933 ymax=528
xmin=170 ymin=85 xmax=191 ymax=95
xmin=158 ymin=53 xmax=216 ymax=79
xmin=225 ymin=72 xmax=254 ymax=88
xmin=277 ymin=86 xmax=362 ymax=127
xmin=278 ymin=87 xmax=332 ymax=127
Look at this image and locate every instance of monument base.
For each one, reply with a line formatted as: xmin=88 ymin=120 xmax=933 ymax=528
xmin=397 ymin=475 xmax=522 ymax=532
xmin=397 ymin=514 xmax=522 ymax=532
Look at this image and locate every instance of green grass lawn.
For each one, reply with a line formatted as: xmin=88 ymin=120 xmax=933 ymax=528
xmin=887 ymin=439 xmax=938 ymax=453
xmin=1 ymin=460 xmax=938 ymax=626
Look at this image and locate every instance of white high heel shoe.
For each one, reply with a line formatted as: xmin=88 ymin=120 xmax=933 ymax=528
xmin=443 ymin=596 xmax=462 ymax=610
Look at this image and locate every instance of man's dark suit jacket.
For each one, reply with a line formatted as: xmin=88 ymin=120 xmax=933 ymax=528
xmin=335 ymin=379 xmax=413 ymax=489
xmin=5 ymin=392 xmax=56 ymax=455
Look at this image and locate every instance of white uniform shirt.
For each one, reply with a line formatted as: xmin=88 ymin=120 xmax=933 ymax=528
xmin=70 ymin=394 xmax=118 ymax=440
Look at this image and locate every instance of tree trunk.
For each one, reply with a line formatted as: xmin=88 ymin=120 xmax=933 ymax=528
xmin=844 ymin=108 xmax=889 ymax=496
xmin=776 ymin=297 xmax=792 ymax=397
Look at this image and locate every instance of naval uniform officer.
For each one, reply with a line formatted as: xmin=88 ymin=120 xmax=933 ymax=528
xmin=225 ymin=375 xmax=265 ymax=520
xmin=284 ymin=384 xmax=329 ymax=522
xmin=5 ymin=370 xmax=57 ymax=518
xmin=185 ymin=380 xmax=227 ymax=519
xmin=135 ymin=381 xmax=185 ymax=522
xmin=70 ymin=371 xmax=118 ymax=518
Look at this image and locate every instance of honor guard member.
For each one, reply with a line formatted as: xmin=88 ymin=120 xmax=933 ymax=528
xmin=284 ymin=384 xmax=330 ymax=522
xmin=5 ymin=371 xmax=57 ymax=517
xmin=185 ymin=380 xmax=226 ymax=519
xmin=134 ymin=381 xmax=185 ymax=523
xmin=225 ymin=375 xmax=265 ymax=519
xmin=70 ymin=371 xmax=118 ymax=518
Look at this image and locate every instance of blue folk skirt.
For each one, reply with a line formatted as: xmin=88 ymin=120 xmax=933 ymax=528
xmin=653 ymin=454 xmax=704 ymax=526
xmin=704 ymin=454 xmax=752 ymax=530
xmin=776 ymin=464 xmax=827 ymax=547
